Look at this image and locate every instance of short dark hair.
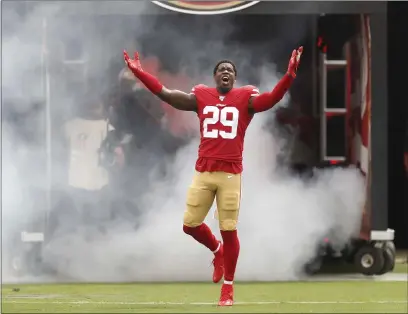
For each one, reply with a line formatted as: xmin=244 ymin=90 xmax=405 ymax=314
xmin=213 ymin=60 xmax=237 ymax=76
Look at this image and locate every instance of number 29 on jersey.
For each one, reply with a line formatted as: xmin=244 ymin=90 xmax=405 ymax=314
xmin=203 ymin=105 xmax=239 ymax=139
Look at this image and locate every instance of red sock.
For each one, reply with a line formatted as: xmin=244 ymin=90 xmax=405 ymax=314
xmin=183 ymin=224 xmax=219 ymax=252
xmin=221 ymin=230 xmax=240 ymax=282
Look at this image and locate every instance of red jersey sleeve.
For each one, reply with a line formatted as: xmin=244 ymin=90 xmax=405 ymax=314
xmin=190 ymin=84 xmax=207 ymax=95
xmin=190 ymin=84 xmax=210 ymax=112
xmin=238 ymin=85 xmax=260 ymax=110
xmin=245 ymin=85 xmax=260 ymax=98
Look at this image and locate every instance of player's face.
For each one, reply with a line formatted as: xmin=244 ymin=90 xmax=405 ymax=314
xmin=214 ymin=63 xmax=236 ymax=93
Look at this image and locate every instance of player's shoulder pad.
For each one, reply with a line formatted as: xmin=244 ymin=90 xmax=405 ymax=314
xmin=241 ymin=85 xmax=260 ymax=96
xmin=191 ymin=84 xmax=209 ymax=94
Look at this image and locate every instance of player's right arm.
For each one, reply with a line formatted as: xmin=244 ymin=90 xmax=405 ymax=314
xmin=158 ymin=87 xmax=197 ymax=112
xmin=124 ymin=51 xmax=197 ymax=112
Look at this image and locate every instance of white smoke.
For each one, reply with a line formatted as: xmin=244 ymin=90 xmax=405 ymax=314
xmin=2 ymin=2 xmax=364 ymax=283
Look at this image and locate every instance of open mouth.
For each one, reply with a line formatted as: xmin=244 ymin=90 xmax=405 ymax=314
xmin=221 ymin=75 xmax=230 ymax=83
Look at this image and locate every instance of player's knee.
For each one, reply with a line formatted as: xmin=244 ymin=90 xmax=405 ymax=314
xmin=183 ymin=211 xmax=201 ymax=229
xmin=219 ymin=218 xmax=238 ymax=231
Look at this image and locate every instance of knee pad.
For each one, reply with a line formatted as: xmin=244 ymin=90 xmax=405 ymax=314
xmin=220 ymin=218 xmax=238 ymax=231
xmin=183 ymin=210 xmax=200 ymax=228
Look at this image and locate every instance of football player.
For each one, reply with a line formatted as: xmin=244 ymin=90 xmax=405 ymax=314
xmin=124 ymin=47 xmax=303 ymax=306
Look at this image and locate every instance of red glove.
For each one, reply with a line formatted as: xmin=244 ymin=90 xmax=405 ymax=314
xmin=287 ymin=46 xmax=303 ymax=78
xmin=124 ymin=51 xmax=143 ymax=73
xmin=123 ymin=50 xmax=163 ymax=94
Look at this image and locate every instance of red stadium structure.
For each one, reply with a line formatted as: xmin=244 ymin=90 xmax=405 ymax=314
xmin=306 ymin=15 xmax=395 ymax=275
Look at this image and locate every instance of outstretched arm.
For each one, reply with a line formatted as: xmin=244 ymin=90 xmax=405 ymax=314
xmin=124 ymin=51 xmax=197 ymax=112
xmin=248 ymin=47 xmax=303 ymax=114
xmin=158 ymin=87 xmax=197 ymax=112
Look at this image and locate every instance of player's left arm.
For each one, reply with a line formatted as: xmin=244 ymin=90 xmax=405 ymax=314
xmin=248 ymin=47 xmax=303 ymax=114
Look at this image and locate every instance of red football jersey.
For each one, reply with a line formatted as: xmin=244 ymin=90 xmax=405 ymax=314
xmin=191 ymin=84 xmax=260 ymax=174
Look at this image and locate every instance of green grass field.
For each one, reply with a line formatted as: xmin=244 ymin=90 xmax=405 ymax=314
xmin=2 ymin=260 xmax=407 ymax=313
xmin=3 ymin=279 xmax=407 ymax=313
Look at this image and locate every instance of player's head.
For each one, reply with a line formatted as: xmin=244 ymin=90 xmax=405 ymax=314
xmin=213 ymin=60 xmax=237 ymax=93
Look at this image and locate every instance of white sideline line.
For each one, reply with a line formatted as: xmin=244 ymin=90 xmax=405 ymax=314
xmin=3 ymin=300 xmax=407 ymax=305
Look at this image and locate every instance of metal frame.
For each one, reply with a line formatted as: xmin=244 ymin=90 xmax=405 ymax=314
xmin=317 ymin=14 xmax=392 ymax=242
xmin=369 ymin=13 xmax=388 ymax=232
xmin=319 ymin=52 xmax=348 ymax=162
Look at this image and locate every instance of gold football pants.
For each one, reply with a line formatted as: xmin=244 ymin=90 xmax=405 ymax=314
xmin=183 ymin=171 xmax=241 ymax=231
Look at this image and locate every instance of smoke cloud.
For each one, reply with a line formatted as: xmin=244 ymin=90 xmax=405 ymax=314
xmin=2 ymin=2 xmax=364 ymax=283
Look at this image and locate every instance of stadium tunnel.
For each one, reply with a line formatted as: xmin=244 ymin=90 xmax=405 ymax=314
xmin=2 ymin=2 xmax=399 ymax=278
